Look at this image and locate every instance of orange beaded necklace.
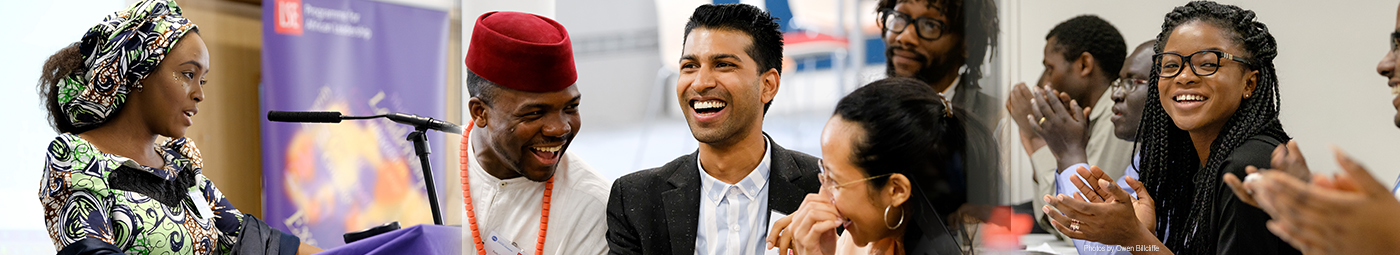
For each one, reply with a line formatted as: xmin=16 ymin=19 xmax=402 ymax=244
xmin=461 ymin=121 xmax=552 ymax=255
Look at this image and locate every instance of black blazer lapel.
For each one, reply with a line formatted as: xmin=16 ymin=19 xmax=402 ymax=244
xmin=662 ymin=151 xmax=702 ymax=255
xmin=766 ymin=137 xmax=822 ymax=215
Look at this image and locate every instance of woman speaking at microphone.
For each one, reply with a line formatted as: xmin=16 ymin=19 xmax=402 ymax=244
xmin=35 ymin=0 xmax=319 ymax=254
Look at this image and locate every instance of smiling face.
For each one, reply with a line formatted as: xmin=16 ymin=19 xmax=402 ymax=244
xmin=1379 ymin=4 xmax=1400 ymax=128
xmin=1158 ymin=21 xmax=1258 ymax=134
xmin=1112 ymin=42 xmax=1155 ymax=140
xmin=128 ymin=33 xmax=209 ymax=139
xmin=883 ymin=0 xmax=963 ymax=85
xmin=677 ymin=28 xmax=777 ymax=145
xmin=820 ymin=115 xmax=890 ymax=246
xmin=476 ymin=85 xmax=582 ymax=181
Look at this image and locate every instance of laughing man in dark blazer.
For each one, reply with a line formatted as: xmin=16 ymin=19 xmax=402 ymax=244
xmin=605 ymin=4 xmax=821 ymax=255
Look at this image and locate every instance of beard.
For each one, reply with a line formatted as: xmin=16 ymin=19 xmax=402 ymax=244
xmin=885 ymin=46 xmax=962 ymax=89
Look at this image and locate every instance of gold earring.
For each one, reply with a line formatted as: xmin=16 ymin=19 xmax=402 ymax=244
xmin=884 ymin=205 xmax=904 ymax=230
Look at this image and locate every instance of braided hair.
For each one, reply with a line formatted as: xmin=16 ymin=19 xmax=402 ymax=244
xmin=1135 ymin=2 xmax=1287 ymax=254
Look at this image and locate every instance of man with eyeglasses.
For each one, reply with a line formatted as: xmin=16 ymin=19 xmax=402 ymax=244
xmin=876 ymin=0 xmax=999 ymax=134
xmin=875 ymin=0 xmax=1003 ymax=226
xmin=1006 ymin=15 xmax=1136 ymax=247
xmin=1030 ymin=40 xmax=1156 ymax=255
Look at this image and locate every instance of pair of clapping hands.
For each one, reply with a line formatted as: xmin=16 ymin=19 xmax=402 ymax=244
xmin=1223 ymin=141 xmax=1400 ymax=255
xmin=1041 ymin=165 xmax=1159 ymax=247
xmin=1007 ymin=82 xmax=1091 ymax=171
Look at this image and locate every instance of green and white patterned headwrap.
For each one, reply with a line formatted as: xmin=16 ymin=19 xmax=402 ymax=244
xmin=57 ymin=0 xmax=197 ymax=129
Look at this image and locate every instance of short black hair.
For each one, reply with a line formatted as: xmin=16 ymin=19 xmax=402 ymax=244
xmin=465 ymin=69 xmax=503 ymax=105
xmin=1046 ymin=15 xmax=1127 ymax=82
xmin=683 ymin=3 xmax=783 ymax=113
xmin=877 ymin=0 xmax=999 ymax=80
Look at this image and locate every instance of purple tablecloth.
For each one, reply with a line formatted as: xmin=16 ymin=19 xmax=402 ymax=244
xmin=319 ymin=224 xmax=462 ymax=255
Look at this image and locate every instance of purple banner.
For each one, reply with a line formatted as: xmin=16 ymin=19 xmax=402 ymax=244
xmin=261 ymin=0 xmax=448 ymax=248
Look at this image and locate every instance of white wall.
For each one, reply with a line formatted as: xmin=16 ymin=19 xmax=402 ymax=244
xmin=998 ymin=0 xmax=1400 ymax=203
xmin=0 ymin=1 xmax=126 ymax=253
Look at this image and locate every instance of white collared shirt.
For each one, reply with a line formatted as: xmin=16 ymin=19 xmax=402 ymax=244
xmin=941 ymin=73 xmax=962 ymax=101
xmin=462 ymin=132 xmax=612 ymax=255
xmin=695 ymin=137 xmax=772 ymax=255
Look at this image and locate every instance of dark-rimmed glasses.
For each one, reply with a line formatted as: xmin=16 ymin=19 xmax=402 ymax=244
xmin=878 ymin=8 xmax=946 ymax=41
xmin=1154 ymin=50 xmax=1254 ymax=78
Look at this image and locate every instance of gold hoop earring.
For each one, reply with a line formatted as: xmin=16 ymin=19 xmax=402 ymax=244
xmin=884 ymin=205 xmax=904 ymax=230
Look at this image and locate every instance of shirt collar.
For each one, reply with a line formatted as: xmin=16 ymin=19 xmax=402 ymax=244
xmin=937 ymin=66 xmax=967 ymax=100
xmin=697 ymin=136 xmax=772 ymax=202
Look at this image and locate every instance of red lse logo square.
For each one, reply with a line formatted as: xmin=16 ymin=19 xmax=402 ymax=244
xmin=274 ymin=0 xmax=303 ymax=35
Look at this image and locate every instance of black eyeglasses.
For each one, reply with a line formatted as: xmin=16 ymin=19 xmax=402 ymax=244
xmin=1154 ymin=50 xmax=1255 ymax=78
xmin=878 ymin=9 xmax=946 ymax=41
xmin=1110 ymin=77 xmax=1150 ymax=93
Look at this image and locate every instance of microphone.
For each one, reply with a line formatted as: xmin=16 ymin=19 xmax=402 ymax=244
xmin=266 ymin=110 xmax=458 ymax=225
xmin=267 ymin=111 xmax=343 ymax=123
xmin=385 ymin=113 xmax=464 ymax=134
xmin=266 ymin=110 xmax=463 ymax=134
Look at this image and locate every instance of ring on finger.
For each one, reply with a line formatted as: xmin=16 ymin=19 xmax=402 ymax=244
xmin=1039 ymin=117 xmax=1047 ymax=125
xmin=1070 ymin=219 xmax=1082 ymax=232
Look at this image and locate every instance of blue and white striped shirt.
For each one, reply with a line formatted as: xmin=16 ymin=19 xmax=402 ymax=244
xmin=695 ymin=138 xmax=772 ymax=255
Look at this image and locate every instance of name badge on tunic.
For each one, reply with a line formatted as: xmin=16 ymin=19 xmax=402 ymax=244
xmin=484 ymin=230 xmax=524 ymax=255
xmin=188 ymin=189 xmax=214 ymax=221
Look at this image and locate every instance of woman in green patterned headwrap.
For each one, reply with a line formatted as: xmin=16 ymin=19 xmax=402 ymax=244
xmin=35 ymin=1 xmax=320 ymax=254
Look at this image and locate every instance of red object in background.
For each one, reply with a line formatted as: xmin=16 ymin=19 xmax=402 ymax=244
xmin=273 ymin=0 xmax=303 ymax=35
xmin=981 ymin=206 xmax=1033 ymax=250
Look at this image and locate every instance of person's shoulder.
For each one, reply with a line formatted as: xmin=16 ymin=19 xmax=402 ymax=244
xmin=46 ymin=133 xmax=107 ymax=172
xmin=42 ymin=134 xmax=115 ymax=194
xmin=1223 ymin=131 xmax=1287 ymax=174
xmin=559 ymin=152 xmax=612 ymax=204
xmin=772 ymin=145 xmax=820 ymax=174
xmin=613 ymin=152 xmax=695 ymax=190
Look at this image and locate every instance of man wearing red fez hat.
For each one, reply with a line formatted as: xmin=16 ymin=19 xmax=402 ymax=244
xmin=459 ymin=11 xmax=610 ymax=255
xmin=605 ymin=4 xmax=822 ymax=255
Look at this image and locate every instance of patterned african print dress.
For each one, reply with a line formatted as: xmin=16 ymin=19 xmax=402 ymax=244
xmin=39 ymin=133 xmax=287 ymax=254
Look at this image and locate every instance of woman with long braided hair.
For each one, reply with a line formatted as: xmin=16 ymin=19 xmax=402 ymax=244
xmin=1038 ymin=2 xmax=1301 ymax=254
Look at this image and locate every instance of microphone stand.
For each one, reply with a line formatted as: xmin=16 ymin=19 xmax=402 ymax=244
xmin=267 ymin=111 xmax=450 ymax=225
xmin=406 ymin=125 xmax=444 ymax=225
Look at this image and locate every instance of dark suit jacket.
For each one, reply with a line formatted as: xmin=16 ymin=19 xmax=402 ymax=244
xmin=605 ymin=138 xmax=821 ymax=255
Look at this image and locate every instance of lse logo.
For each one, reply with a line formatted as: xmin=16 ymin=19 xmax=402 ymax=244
xmin=274 ymin=0 xmax=303 ymax=35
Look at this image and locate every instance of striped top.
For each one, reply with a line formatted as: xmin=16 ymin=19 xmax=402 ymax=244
xmin=694 ymin=138 xmax=772 ymax=255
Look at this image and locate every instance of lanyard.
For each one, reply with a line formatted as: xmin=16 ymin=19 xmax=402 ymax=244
xmin=462 ymin=121 xmax=553 ymax=255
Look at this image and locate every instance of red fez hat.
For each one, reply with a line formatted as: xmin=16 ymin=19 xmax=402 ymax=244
xmin=465 ymin=11 xmax=577 ymax=93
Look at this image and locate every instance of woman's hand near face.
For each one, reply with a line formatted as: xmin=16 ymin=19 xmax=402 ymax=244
xmin=768 ymin=193 xmax=841 ymax=255
xmin=1045 ymin=166 xmax=1163 ymax=250
xmin=791 ymin=193 xmax=841 ymax=255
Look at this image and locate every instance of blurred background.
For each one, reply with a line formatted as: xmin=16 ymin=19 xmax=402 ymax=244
xmin=3 ymin=0 xmax=1399 ymax=253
